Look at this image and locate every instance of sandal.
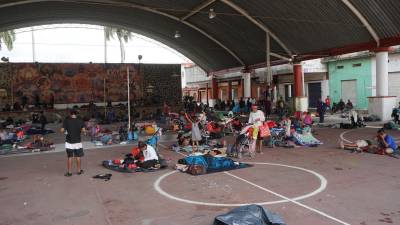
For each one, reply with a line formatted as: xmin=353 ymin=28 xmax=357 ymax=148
xmin=77 ymin=170 xmax=84 ymax=175
xmin=64 ymin=172 xmax=72 ymax=177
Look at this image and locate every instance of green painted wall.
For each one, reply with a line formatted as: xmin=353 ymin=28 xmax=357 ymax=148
xmin=328 ymin=57 xmax=372 ymax=109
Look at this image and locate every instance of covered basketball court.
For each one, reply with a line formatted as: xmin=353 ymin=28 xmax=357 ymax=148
xmin=1 ymin=1 xmax=400 ymax=225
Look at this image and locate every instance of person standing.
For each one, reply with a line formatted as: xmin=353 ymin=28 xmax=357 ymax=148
xmin=185 ymin=113 xmax=203 ymax=152
xmin=61 ymin=110 xmax=86 ymax=177
xmin=317 ymin=99 xmax=326 ymax=123
xmin=276 ymin=97 xmax=285 ymax=120
xmin=325 ymin=96 xmax=331 ymax=110
xmin=248 ymin=105 xmax=265 ymax=153
xmin=39 ymin=111 xmax=47 ymax=130
xmin=239 ymin=97 xmax=246 ymax=114
xmin=246 ymin=98 xmax=252 ymax=112
xmin=264 ymin=96 xmax=272 ymax=119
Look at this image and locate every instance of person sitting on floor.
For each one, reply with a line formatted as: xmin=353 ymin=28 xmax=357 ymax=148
xmin=377 ymin=129 xmax=399 ymax=156
xmin=302 ymin=112 xmax=313 ymax=127
xmin=136 ymin=141 xmax=159 ymax=169
xmin=346 ymin=99 xmax=353 ymax=110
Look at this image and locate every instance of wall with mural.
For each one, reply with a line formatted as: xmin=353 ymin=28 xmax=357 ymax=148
xmin=0 ymin=63 xmax=181 ymax=106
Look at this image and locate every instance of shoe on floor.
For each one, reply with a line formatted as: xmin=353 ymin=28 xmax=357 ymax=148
xmin=77 ymin=170 xmax=84 ymax=175
xmin=64 ymin=172 xmax=72 ymax=177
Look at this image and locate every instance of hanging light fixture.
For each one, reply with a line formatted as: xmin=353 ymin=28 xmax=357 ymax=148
xmin=209 ymin=8 xmax=216 ymax=19
xmin=174 ymin=30 xmax=181 ymax=38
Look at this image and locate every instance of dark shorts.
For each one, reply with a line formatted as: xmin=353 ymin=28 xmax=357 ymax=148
xmin=66 ymin=148 xmax=84 ymax=158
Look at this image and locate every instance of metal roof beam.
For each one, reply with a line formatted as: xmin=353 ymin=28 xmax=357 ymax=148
xmin=0 ymin=0 xmax=245 ymax=66
xmin=270 ymin=52 xmax=290 ymax=61
xmin=340 ymin=0 xmax=380 ymax=46
xmin=220 ymin=0 xmax=293 ymax=57
xmin=181 ymin=0 xmax=216 ymax=21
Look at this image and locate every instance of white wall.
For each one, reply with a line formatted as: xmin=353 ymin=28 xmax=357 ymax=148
xmin=184 ymin=65 xmax=209 ymax=84
xmin=371 ymin=56 xmax=377 ymax=96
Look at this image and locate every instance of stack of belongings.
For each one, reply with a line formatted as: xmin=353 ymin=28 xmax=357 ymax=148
xmin=21 ymin=134 xmax=55 ymax=152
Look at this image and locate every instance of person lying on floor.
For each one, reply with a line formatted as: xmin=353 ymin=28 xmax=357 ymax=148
xmin=339 ymin=139 xmax=373 ymax=153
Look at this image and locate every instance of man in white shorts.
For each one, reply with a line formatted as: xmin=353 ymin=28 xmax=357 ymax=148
xmin=61 ymin=110 xmax=86 ymax=177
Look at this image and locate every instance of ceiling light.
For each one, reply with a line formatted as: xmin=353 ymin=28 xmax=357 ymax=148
xmin=209 ymin=8 xmax=216 ymax=19
xmin=174 ymin=30 xmax=181 ymax=39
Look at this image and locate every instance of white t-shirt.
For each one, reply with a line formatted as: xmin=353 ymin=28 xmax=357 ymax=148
xmin=248 ymin=110 xmax=265 ymax=127
xmin=143 ymin=144 xmax=159 ymax=161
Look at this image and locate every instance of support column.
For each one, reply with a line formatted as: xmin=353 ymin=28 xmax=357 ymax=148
xmin=210 ymin=77 xmax=218 ymax=107
xmin=368 ymin=47 xmax=396 ymax=121
xmin=243 ymin=72 xmax=251 ymax=98
xmin=228 ymin=81 xmax=232 ymax=101
xmin=376 ymin=51 xmax=389 ymax=96
xmin=206 ymin=83 xmax=209 ymax=105
xmin=293 ymin=63 xmax=308 ymax=117
xmin=293 ymin=64 xmax=304 ymax=97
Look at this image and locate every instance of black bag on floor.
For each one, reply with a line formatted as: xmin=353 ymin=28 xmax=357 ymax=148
xmin=213 ymin=204 xmax=285 ymax=225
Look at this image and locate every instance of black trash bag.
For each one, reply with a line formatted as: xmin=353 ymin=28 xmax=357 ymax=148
xmin=213 ymin=204 xmax=285 ymax=225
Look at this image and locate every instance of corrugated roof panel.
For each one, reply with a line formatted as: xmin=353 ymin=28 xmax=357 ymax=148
xmin=126 ymin=0 xmax=203 ymax=18
xmin=0 ymin=1 xmax=241 ymax=71
xmin=231 ymin=0 xmax=373 ymax=54
xmin=188 ymin=1 xmax=286 ymax=65
xmin=351 ymin=0 xmax=400 ymax=38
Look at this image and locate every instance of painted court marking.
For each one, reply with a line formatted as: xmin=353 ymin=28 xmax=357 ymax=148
xmin=224 ymin=171 xmax=349 ymax=225
xmin=340 ymin=126 xmax=400 ymax=144
xmin=154 ymin=162 xmax=327 ymax=206
xmin=157 ymin=143 xmax=349 ymax=224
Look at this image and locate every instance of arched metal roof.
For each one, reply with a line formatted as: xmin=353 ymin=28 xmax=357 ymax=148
xmin=0 ymin=0 xmax=399 ymax=72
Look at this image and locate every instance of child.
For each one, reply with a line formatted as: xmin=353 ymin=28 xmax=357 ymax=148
xmin=377 ymin=128 xmax=399 ymax=156
xmin=185 ymin=113 xmax=204 ymax=152
xmin=339 ymin=139 xmax=372 ymax=153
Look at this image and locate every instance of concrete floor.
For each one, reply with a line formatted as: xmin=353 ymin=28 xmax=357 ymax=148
xmin=1 ymin=127 xmax=400 ymax=225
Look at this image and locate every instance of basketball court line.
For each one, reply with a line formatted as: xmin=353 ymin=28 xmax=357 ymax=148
xmin=224 ymin=172 xmax=349 ymax=225
xmin=157 ymin=143 xmax=349 ymax=224
xmin=340 ymin=126 xmax=400 ymax=144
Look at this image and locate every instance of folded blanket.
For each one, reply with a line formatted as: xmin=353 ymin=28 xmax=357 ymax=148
xmin=292 ymin=132 xmax=323 ymax=146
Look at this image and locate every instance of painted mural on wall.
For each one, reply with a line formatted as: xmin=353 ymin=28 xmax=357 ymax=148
xmin=0 ymin=63 xmax=181 ymax=106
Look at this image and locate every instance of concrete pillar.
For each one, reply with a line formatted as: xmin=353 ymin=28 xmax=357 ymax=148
xmin=228 ymin=81 xmax=232 ymax=101
xmin=211 ymin=78 xmax=218 ymax=99
xmin=376 ymin=50 xmax=389 ymax=96
xmin=209 ymin=77 xmax=218 ymax=107
xmin=206 ymin=83 xmax=209 ymax=105
xmin=293 ymin=64 xmax=303 ymax=97
xmin=368 ymin=47 xmax=396 ymax=121
xmin=293 ymin=63 xmax=308 ymax=117
xmin=243 ymin=72 xmax=251 ymax=98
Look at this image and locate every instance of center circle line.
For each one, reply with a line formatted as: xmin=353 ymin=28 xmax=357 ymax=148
xmin=153 ymin=162 xmax=327 ymax=207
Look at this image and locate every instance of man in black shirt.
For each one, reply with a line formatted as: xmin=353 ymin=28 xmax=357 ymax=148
xmin=61 ymin=110 xmax=86 ymax=177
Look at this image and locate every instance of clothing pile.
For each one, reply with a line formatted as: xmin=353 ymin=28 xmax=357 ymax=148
xmin=291 ymin=127 xmax=323 ymax=146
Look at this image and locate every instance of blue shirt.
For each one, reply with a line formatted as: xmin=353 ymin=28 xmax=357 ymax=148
xmin=384 ymin=135 xmax=398 ymax=150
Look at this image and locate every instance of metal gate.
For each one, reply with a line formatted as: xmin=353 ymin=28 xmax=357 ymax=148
xmin=308 ymin=82 xmax=321 ymax=108
xmin=341 ymin=80 xmax=357 ymax=106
